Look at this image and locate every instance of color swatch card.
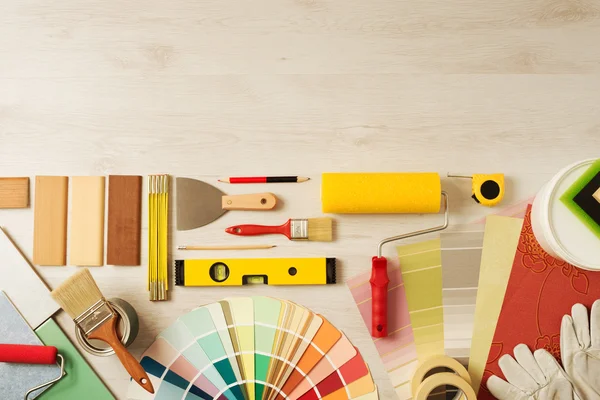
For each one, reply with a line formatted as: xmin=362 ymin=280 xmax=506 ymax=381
xmin=468 ymin=215 xmax=523 ymax=394
xmin=397 ymin=239 xmax=448 ymax=400
xmin=297 ymin=349 xmax=374 ymax=400
xmin=440 ymin=225 xmax=484 ymax=365
xmin=35 ymin=318 xmax=115 ymax=400
xmin=397 ymin=239 xmax=444 ymax=362
xmin=346 ymin=264 xmax=417 ymax=400
xmin=128 ymin=297 xmax=376 ymax=400
xmin=478 ymin=207 xmax=600 ymax=399
xmin=275 ymin=317 xmax=342 ymax=400
xmin=0 ymin=291 xmax=60 ymax=399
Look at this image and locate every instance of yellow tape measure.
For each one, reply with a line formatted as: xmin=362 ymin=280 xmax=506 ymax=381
xmin=448 ymin=173 xmax=505 ymax=207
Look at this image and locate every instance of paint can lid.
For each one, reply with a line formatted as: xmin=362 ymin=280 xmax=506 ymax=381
xmin=545 ymin=159 xmax=600 ymax=270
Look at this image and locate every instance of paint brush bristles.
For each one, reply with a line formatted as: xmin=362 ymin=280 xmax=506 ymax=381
xmin=52 ymin=269 xmax=155 ymax=394
xmin=306 ymin=218 xmax=333 ymax=242
xmin=50 ymin=268 xmax=104 ymax=320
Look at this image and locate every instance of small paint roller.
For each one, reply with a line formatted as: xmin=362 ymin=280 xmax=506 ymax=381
xmin=321 ymin=173 xmax=448 ymax=338
xmin=0 ymin=343 xmax=65 ymax=399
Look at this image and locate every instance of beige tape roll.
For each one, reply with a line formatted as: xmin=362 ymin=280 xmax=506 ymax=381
xmin=414 ymin=372 xmax=477 ymax=400
xmin=411 ymin=355 xmax=472 ymax=397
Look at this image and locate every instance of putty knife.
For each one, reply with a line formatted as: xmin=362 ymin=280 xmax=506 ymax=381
xmin=176 ymin=177 xmax=277 ymax=230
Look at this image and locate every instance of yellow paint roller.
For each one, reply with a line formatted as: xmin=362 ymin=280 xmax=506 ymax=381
xmin=321 ymin=173 xmax=449 ymax=338
xmin=322 ymin=173 xmax=442 ymax=214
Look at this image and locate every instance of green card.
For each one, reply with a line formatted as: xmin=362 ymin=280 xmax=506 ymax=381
xmin=35 ymin=319 xmax=115 ymax=400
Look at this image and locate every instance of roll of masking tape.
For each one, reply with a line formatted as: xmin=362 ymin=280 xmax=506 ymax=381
xmin=411 ymin=355 xmax=472 ymax=397
xmin=414 ymin=372 xmax=477 ymax=400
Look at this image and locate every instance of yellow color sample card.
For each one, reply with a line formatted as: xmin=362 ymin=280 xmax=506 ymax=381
xmin=223 ymin=297 xmax=255 ymax=400
xmin=468 ymin=216 xmax=523 ymax=393
xmin=397 ymin=239 xmax=444 ymax=361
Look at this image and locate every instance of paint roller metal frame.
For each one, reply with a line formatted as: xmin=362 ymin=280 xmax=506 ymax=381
xmin=25 ymin=354 xmax=65 ymax=400
xmin=371 ymin=192 xmax=449 ymax=338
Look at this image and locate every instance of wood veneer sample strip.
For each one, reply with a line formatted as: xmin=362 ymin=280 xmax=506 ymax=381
xmin=0 ymin=177 xmax=29 ymax=208
xmin=107 ymin=175 xmax=142 ymax=266
xmin=70 ymin=176 xmax=105 ymax=266
xmin=33 ymin=176 xmax=69 ymax=266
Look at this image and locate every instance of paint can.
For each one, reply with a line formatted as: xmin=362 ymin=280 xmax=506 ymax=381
xmin=531 ymin=159 xmax=600 ymax=271
xmin=76 ymin=298 xmax=139 ymax=356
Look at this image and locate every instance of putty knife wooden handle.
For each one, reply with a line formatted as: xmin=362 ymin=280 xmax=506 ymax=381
xmin=221 ymin=193 xmax=277 ymax=210
xmin=88 ymin=314 xmax=155 ymax=394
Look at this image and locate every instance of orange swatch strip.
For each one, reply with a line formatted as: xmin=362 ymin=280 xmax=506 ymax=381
xmin=275 ymin=317 xmax=341 ymax=399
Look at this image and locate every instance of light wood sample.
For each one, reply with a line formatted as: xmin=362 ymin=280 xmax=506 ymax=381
xmin=0 ymin=177 xmax=29 ymax=208
xmin=33 ymin=176 xmax=69 ymax=266
xmin=107 ymin=175 xmax=142 ymax=266
xmin=70 ymin=176 xmax=105 ymax=266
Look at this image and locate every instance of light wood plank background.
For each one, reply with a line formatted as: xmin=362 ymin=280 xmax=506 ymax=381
xmin=1 ymin=0 xmax=600 ymax=398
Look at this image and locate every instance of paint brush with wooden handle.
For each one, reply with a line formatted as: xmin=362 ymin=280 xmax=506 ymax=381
xmin=50 ymin=268 xmax=154 ymax=393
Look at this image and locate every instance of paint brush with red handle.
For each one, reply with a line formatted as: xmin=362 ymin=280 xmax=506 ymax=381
xmin=226 ymin=218 xmax=333 ymax=242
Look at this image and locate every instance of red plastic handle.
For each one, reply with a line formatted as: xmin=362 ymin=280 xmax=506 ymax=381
xmin=0 ymin=344 xmax=58 ymax=364
xmin=225 ymin=220 xmax=291 ymax=239
xmin=370 ymin=256 xmax=389 ymax=338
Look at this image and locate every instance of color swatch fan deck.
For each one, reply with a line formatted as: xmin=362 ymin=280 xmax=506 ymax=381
xmin=127 ymin=296 xmax=378 ymax=400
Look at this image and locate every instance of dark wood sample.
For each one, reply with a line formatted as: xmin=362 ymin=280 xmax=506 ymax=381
xmin=107 ymin=175 xmax=142 ymax=266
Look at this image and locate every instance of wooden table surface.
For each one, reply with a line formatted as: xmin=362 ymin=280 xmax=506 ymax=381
xmin=1 ymin=0 xmax=600 ymax=398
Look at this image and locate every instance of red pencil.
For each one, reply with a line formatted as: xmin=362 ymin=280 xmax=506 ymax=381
xmin=218 ymin=176 xmax=310 ymax=184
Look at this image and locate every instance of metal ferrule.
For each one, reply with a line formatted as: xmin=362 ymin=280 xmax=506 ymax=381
xmin=290 ymin=219 xmax=309 ymax=240
xmin=377 ymin=192 xmax=449 ymax=257
xmin=149 ymin=281 xmax=167 ymax=301
xmin=74 ymin=298 xmax=115 ymax=336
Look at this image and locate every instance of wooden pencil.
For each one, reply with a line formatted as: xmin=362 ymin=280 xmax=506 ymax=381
xmin=178 ymin=245 xmax=276 ymax=250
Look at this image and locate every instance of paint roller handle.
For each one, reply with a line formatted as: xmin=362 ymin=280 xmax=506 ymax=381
xmin=370 ymin=256 xmax=389 ymax=338
xmin=0 ymin=344 xmax=58 ymax=364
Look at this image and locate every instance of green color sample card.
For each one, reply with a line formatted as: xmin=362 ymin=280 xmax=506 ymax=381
xmin=179 ymin=307 xmax=244 ymax=400
xmin=35 ymin=319 xmax=115 ymax=400
xmin=253 ymin=297 xmax=282 ymax=399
